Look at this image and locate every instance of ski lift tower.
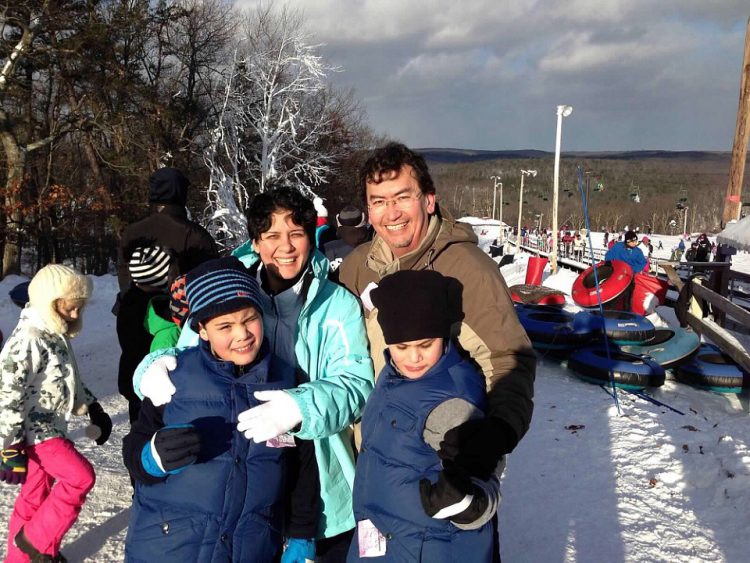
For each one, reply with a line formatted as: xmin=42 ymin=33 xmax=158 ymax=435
xmin=629 ymin=184 xmax=641 ymax=203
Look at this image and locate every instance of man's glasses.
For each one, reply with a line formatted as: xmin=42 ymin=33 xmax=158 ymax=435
xmin=367 ymin=192 xmax=423 ymax=214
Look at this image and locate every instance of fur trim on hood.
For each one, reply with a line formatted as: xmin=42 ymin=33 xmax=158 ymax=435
xmin=27 ymin=264 xmax=92 ymax=337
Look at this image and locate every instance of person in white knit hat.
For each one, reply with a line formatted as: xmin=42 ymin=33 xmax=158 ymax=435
xmin=0 ymin=264 xmax=112 ymax=562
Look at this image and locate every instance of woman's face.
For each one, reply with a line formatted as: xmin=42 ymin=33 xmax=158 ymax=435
xmin=252 ymin=209 xmax=312 ymax=291
xmin=55 ymin=298 xmax=87 ymax=323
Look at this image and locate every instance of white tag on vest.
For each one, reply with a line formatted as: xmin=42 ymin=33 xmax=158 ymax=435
xmin=357 ymin=519 xmax=387 ymax=557
xmin=265 ymin=434 xmax=296 ymax=448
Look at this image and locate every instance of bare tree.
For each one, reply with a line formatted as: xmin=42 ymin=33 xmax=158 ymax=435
xmin=202 ymin=3 xmax=350 ymax=250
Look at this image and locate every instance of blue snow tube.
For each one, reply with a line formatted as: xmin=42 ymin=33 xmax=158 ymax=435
xmin=673 ymin=344 xmax=746 ymax=393
xmin=568 ymin=346 xmax=666 ymax=389
xmin=515 ymin=306 xmax=597 ymax=350
xmin=9 ymin=281 xmax=30 ymax=308
xmin=618 ymin=327 xmax=701 ymax=369
xmin=588 ymin=310 xmax=655 ymax=345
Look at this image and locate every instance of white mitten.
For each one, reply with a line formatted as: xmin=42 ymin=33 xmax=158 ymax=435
xmin=140 ymin=356 xmax=177 ymax=406
xmin=237 ymin=390 xmax=302 ymax=442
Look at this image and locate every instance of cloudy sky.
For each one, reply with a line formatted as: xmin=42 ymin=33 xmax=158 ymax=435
xmin=239 ymin=1 xmax=749 ymax=151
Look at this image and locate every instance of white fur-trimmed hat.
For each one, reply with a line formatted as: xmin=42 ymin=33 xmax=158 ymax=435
xmin=28 ymin=264 xmax=92 ymax=336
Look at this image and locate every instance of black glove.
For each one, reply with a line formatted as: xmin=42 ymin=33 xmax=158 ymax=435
xmin=152 ymin=425 xmax=201 ymax=473
xmin=419 ymin=461 xmax=487 ymax=525
xmin=88 ymin=402 xmax=112 ymax=445
xmin=1 ymin=443 xmax=28 ymax=485
xmin=438 ymin=417 xmax=517 ymax=480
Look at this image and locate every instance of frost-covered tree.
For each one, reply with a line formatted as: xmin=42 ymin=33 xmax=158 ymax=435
xmin=202 ymin=3 xmax=346 ymax=250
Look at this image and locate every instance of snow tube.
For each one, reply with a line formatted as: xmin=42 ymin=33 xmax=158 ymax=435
xmin=588 ymin=310 xmax=655 ymax=345
xmin=572 ymin=260 xmax=633 ymax=309
xmin=510 ymin=284 xmax=566 ymax=306
xmin=673 ymin=344 xmax=746 ymax=393
xmin=618 ymin=327 xmax=700 ymax=369
xmin=525 ymin=256 xmax=548 ymax=285
xmin=568 ymin=347 xmax=666 ymax=389
xmin=630 ymin=273 xmax=669 ymax=316
xmin=515 ymin=306 xmax=596 ymax=350
xmin=9 ymin=281 xmax=30 ymax=308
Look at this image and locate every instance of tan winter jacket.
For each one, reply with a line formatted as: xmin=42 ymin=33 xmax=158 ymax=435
xmin=339 ymin=207 xmax=536 ymax=445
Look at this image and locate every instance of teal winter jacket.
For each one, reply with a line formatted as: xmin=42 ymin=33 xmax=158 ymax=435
xmin=133 ymin=247 xmax=374 ymax=538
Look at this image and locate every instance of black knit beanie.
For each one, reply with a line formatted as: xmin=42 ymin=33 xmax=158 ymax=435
xmin=371 ymin=270 xmax=462 ymax=344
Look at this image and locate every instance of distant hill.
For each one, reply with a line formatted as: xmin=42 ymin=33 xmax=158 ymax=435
xmin=418 ymin=148 xmax=732 ymax=165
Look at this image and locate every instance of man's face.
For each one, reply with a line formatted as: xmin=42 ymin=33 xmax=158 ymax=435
xmin=366 ymin=165 xmax=436 ymax=258
xmin=199 ymin=307 xmax=263 ymax=366
xmin=252 ymin=209 xmax=311 ymax=291
xmin=388 ymin=337 xmax=444 ymax=379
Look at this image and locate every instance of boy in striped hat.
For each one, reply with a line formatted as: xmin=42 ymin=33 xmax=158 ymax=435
xmin=128 ymin=246 xmax=182 ymax=353
xmin=122 ymin=256 xmax=317 ymax=561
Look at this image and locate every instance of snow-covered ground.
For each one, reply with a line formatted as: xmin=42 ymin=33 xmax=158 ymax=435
xmin=0 ymin=244 xmax=748 ymax=562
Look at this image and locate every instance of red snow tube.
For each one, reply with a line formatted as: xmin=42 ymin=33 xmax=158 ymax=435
xmin=630 ymin=273 xmax=669 ymax=316
xmin=572 ymin=260 xmax=634 ymax=309
xmin=525 ymin=256 xmax=548 ymax=285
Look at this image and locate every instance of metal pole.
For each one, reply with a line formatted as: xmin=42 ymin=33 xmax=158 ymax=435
xmin=499 ymin=182 xmax=503 ymax=227
xmin=492 ymin=181 xmax=497 ymax=220
xmin=517 ymin=175 xmax=525 ymax=252
xmin=683 ymin=207 xmax=689 ymax=235
xmin=552 ymin=109 xmax=563 ymax=272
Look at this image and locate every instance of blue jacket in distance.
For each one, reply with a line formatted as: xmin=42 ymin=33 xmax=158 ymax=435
xmin=604 ymin=241 xmax=647 ymax=273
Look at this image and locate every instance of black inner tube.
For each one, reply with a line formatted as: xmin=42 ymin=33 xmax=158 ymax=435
xmin=699 ymin=353 xmax=732 ymax=365
xmin=583 ymin=263 xmax=613 ymax=289
xmin=592 ymin=349 xmax=645 ymax=364
xmin=646 ymin=329 xmax=676 ymax=346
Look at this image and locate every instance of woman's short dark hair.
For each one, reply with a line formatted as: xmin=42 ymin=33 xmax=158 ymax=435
xmin=246 ymin=187 xmax=317 ymax=243
xmin=359 ymin=142 xmax=435 ymax=197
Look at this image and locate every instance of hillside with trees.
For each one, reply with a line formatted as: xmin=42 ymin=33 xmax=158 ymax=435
xmin=425 ymin=149 xmax=748 ymax=235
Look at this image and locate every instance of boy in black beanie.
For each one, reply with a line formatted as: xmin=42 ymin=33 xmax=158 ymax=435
xmin=348 ymin=270 xmax=502 ymax=561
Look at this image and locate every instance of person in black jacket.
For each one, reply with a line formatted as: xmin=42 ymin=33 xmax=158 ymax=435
xmin=115 ymin=167 xmax=218 ymax=422
xmin=323 ymin=204 xmax=371 ymax=275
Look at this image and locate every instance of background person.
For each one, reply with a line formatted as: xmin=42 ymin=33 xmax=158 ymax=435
xmin=1 ymin=265 xmax=111 ymax=562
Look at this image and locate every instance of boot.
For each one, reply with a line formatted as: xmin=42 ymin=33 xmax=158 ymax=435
xmin=14 ymin=528 xmax=54 ymax=562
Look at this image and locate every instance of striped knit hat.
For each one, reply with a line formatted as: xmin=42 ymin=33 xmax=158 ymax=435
xmin=129 ymin=246 xmax=171 ymax=290
xmin=185 ymin=257 xmax=263 ymax=331
xmin=169 ymin=274 xmax=189 ymax=327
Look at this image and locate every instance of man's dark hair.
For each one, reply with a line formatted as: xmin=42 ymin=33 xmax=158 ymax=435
xmin=246 ymin=187 xmax=317 ymax=243
xmin=359 ymin=142 xmax=436 ymax=197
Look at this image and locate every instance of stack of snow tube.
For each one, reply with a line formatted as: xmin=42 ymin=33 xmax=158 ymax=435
xmin=510 ymin=284 xmax=566 ymax=306
xmin=673 ymin=344 xmax=746 ymax=393
xmin=568 ymin=347 xmax=666 ymax=389
xmin=619 ymin=328 xmax=701 ymax=369
xmin=572 ymin=260 xmax=633 ymax=310
xmin=515 ymin=304 xmax=596 ymax=350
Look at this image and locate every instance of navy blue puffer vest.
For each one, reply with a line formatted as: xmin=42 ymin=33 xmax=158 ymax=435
xmin=125 ymin=340 xmax=295 ymax=563
xmin=349 ymin=343 xmax=494 ymax=562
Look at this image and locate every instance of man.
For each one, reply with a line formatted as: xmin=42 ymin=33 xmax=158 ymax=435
xmin=339 ymin=142 xmax=536 ymax=487
xmin=115 ymin=167 xmax=217 ymax=422
xmin=604 ymin=229 xmax=647 ymax=273
xmin=323 ymin=204 xmax=371 ymax=274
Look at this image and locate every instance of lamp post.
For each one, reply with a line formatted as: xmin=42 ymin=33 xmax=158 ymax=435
xmin=551 ymin=104 xmax=573 ymax=273
xmin=517 ymin=169 xmax=537 ymax=252
xmin=490 ymin=175 xmax=502 ymax=223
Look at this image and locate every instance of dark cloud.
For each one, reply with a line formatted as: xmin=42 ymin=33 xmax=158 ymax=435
xmin=238 ymin=1 xmax=749 ymax=150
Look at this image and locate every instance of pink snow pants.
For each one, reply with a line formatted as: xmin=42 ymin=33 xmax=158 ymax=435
xmin=4 ymin=437 xmax=95 ymax=562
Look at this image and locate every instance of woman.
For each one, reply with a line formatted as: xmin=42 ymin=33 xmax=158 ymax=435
xmin=133 ymin=187 xmax=374 ymax=562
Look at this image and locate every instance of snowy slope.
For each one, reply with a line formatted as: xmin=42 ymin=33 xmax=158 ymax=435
xmin=0 ymin=251 xmax=748 ymax=561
